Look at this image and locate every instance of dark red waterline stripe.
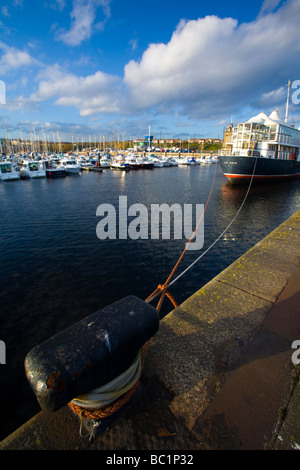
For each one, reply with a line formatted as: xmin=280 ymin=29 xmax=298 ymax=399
xmin=224 ymin=173 xmax=300 ymax=179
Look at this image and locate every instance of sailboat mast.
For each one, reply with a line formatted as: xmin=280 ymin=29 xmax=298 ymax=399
xmin=285 ymin=79 xmax=291 ymax=123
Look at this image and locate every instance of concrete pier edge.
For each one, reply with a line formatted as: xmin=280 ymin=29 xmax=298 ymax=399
xmin=1 ymin=209 xmax=300 ymax=450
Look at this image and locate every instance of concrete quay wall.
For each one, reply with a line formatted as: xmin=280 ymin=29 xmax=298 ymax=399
xmin=1 ymin=209 xmax=300 ymax=450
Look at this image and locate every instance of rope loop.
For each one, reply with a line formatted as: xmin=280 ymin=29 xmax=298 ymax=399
xmin=68 ymin=342 xmax=149 ymax=421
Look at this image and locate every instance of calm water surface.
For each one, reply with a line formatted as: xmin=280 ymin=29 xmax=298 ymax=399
xmin=0 ymin=164 xmax=300 ymax=440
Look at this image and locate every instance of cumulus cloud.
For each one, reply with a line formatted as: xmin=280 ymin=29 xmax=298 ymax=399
xmin=123 ymin=0 xmax=300 ymax=120
xmin=31 ymin=64 xmax=121 ymax=115
xmin=0 ymin=42 xmax=38 ymax=74
xmin=21 ymin=0 xmax=300 ymax=127
xmin=56 ymin=0 xmax=111 ymax=46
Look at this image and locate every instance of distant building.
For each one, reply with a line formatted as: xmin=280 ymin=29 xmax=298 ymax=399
xmin=222 ymin=125 xmax=233 ymax=154
xmin=133 ymin=135 xmax=153 ymax=152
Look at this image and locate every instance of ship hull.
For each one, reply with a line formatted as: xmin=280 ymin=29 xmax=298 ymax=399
xmin=218 ymin=156 xmax=300 ymax=184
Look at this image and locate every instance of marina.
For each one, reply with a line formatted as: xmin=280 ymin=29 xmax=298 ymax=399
xmin=2 ymin=0 xmax=300 ymax=451
xmin=0 ymin=163 xmax=300 ymax=441
xmin=0 ymin=150 xmax=216 ymax=177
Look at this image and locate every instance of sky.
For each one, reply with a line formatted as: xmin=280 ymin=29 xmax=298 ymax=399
xmin=1 ymin=0 xmax=300 ymax=144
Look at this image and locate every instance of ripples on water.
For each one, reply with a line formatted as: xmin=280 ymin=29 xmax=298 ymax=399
xmin=0 ymin=164 xmax=299 ymax=440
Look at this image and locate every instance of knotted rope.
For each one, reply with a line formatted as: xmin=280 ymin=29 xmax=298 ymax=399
xmin=68 ymin=342 xmax=149 ymax=423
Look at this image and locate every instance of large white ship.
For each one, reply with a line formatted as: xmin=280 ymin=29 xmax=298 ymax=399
xmin=219 ymin=82 xmax=300 ymax=184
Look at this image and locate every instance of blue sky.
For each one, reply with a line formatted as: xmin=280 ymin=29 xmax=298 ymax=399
xmin=0 ymin=0 xmax=300 ymax=144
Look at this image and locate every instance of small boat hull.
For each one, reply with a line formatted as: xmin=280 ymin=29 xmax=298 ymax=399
xmin=46 ymin=169 xmax=67 ymax=178
xmin=110 ymin=163 xmax=130 ymax=171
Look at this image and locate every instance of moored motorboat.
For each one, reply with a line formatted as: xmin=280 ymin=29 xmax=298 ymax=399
xmin=125 ymin=155 xmax=141 ymax=169
xmin=60 ymin=158 xmax=81 ymax=174
xmin=178 ymin=156 xmax=196 ymax=165
xmin=162 ymin=158 xmax=171 ymax=167
xmin=149 ymin=157 xmax=164 ymax=167
xmin=138 ymin=158 xmax=154 ymax=169
xmin=0 ymin=161 xmax=20 ymax=181
xmin=167 ymin=157 xmax=179 ymax=166
xmin=201 ymin=155 xmax=216 ymax=164
xmin=41 ymin=160 xmax=67 ymax=178
xmin=110 ymin=156 xmax=130 ymax=171
xmin=110 ymin=162 xmax=130 ymax=170
xmin=19 ymin=160 xmax=46 ymax=179
xmin=99 ymin=156 xmax=111 ymax=168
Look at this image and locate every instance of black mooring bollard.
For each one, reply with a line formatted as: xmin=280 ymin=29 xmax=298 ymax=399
xmin=25 ymin=296 xmax=159 ymax=412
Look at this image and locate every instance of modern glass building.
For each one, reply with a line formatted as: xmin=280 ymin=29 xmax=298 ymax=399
xmin=228 ymin=110 xmax=300 ymax=159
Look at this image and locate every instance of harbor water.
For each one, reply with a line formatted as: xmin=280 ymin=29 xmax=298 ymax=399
xmin=0 ymin=163 xmax=300 ymax=441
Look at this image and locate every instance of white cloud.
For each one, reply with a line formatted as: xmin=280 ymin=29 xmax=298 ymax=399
xmin=54 ymin=0 xmax=66 ymax=11
xmin=1 ymin=6 xmax=10 ymax=17
xmin=0 ymin=42 xmax=37 ymax=74
xmin=123 ymin=0 xmax=300 ymax=119
xmin=11 ymin=0 xmax=300 ymax=131
xmin=0 ymin=0 xmax=23 ymax=18
xmin=44 ymin=0 xmax=66 ymax=11
xmin=56 ymin=0 xmax=111 ymax=46
xmin=258 ymin=0 xmax=283 ymax=17
xmin=128 ymin=38 xmax=138 ymax=52
xmin=31 ymin=64 xmax=121 ymax=115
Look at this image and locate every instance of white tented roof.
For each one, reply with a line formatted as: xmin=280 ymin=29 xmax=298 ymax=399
xmin=247 ymin=111 xmax=275 ymax=125
xmin=269 ymin=109 xmax=282 ymax=122
xmin=246 ymin=110 xmax=287 ymax=126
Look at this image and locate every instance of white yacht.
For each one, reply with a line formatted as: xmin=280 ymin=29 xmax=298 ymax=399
xmin=178 ymin=156 xmax=196 ymax=165
xmin=0 ymin=161 xmax=20 ymax=181
xmin=125 ymin=155 xmax=141 ymax=170
xmin=60 ymin=158 xmax=81 ymax=174
xmin=40 ymin=160 xmax=67 ymax=178
xmin=99 ymin=157 xmax=111 ymax=168
xmin=19 ymin=160 xmax=46 ymax=179
xmin=149 ymin=156 xmax=163 ymax=167
xmin=201 ymin=155 xmax=216 ymax=164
